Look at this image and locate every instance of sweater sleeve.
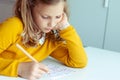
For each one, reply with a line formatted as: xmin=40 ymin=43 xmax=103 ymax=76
xmin=50 ymin=25 xmax=88 ymax=68
xmin=0 ymin=58 xmax=20 ymax=77
xmin=0 ymin=17 xmax=23 ymax=77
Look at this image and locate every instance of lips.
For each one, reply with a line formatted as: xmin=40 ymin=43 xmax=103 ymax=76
xmin=46 ymin=28 xmax=51 ymax=29
xmin=46 ymin=28 xmax=51 ymax=31
xmin=44 ymin=28 xmax=52 ymax=33
xmin=45 ymin=27 xmax=53 ymax=30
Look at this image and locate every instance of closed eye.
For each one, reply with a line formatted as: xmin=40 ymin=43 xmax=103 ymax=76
xmin=56 ymin=15 xmax=61 ymax=19
xmin=41 ymin=16 xmax=49 ymax=19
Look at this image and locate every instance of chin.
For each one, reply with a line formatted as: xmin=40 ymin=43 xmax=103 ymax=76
xmin=44 ymin=30 xmax=51 ymax=33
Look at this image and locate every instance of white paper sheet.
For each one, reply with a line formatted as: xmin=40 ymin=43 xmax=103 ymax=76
xmin=42 ymin=57 xmax=76 ymax=80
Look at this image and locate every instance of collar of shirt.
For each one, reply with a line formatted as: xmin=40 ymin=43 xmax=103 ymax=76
xmin=39 ymin=33 xmax=46 ymax=45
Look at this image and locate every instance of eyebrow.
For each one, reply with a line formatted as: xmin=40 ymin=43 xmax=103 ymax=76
xmin=37 ymin=10 xmax=63 ymax=17
xmin=43 ymin=13 xmax=63 ymax=17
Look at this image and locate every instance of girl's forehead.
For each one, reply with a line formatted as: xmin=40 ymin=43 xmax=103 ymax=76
xmin=34 ymin=2 xmax=64 ymax=15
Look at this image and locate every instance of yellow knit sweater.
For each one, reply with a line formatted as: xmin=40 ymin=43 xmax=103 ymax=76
xmin=0 ymin=17 xmax=87 ymax=77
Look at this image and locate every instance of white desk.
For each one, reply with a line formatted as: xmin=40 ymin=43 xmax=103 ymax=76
xmin=0 ymin=47 xmax=120 ymax=80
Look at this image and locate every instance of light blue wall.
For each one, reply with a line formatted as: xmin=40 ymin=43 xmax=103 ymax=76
xmin=104 ymin=0 xmax=120 ymax=52
xmin=68 ymin=0 xmax=107 ymax=48
xmin=68 ymin=0 xmax=120 ymax=52
xmin=0 ymin=0 xmax=14 ymax=22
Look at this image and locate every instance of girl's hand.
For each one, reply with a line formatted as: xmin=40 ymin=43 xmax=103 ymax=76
xmin=18 ymin=61 xmax=49 ymax=80
xmin=54 ymin=13 xmax=70 ymax=30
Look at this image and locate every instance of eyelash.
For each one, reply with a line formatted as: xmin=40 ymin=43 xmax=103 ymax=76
xmin=56 ymin=16 xmax=61 ymax=19
xmin=42 ymin=16 xmax=49 ymax=19
xmin=41 ymin=16 xmax=61 ymax=19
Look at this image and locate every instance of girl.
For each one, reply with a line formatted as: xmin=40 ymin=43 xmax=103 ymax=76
xmin=0 ymin=0 xmax=87 ymax=80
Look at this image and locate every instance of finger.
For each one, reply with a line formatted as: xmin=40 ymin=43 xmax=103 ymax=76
xmin=28 ymin=76 xmax=37 ymax=80
xmin=53 ymin=22 xmax=62 ymax=30
xmin=39 ymin=64 xmax=49 ymax=73
xmin=34 ymin=73 xmax=42 ymax=79
xmin=39 ymin=67 xmax=49 ymax=73
xmin=28 ymin=71 xmax=42 ymax=80
xmin=63 ymin=13 xmax=68 ymax=22
xmin=38 ymin=69 xmax=46 ymax=74
xmin=33 ymin=69 xmax=47 ymax=79
xmin=53 ymin=25 xmax=58 ymax=30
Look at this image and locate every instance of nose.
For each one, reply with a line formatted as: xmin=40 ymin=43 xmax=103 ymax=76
xmin=48 ymin=19 xmax=56 ymax=28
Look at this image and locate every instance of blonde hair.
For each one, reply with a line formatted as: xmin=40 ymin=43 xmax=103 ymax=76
xmin=14 ymin=0 xmax=69 ymax=47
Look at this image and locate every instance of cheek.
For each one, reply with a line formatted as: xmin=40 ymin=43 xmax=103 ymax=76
xmin=57 ymin=19 xmax=62 ymax=23
xmin=58 ymin=15 xmax=64 ymax=23
xmin=55 ymin=18 xmax=62 ymax=24
xmin=36 ymin=17 xmax=46 ymax=27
